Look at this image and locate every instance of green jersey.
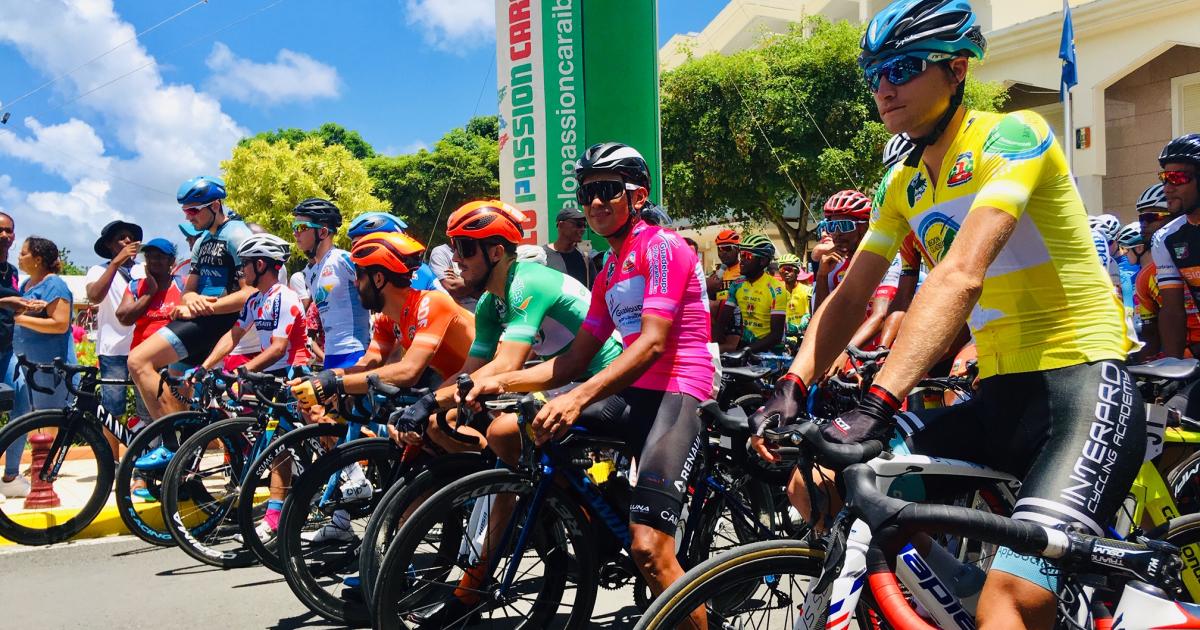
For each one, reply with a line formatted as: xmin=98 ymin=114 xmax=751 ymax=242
xmin=471 ymin=262 xmax=622 ymax=376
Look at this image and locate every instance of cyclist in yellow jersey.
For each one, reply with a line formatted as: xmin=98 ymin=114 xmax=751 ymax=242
xmin=748 ymin=2 xmax=1143 ymax=628
xmin=777 ymin=253 xmax=811 ymax=333
xmin=718 ymin=234 xmax=786 ymax=352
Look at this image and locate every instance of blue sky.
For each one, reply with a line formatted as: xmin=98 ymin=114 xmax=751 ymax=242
xmin=0 ymin=0 xmax=726 ymax=267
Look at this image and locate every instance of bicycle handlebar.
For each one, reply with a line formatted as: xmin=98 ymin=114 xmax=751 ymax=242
xmin=845 ymin=344 xmax=889 ymax=362
xmin=763 ymin=420 xmax=884 ymax=469
xmin=236 ymin=367 xmax=291 ymax=413
xmin=435 ymin=373 xmax=481 ymax=445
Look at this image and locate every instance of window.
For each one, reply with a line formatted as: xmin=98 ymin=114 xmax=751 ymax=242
xmin=1172 ymin=71 xmax=1200 ymax=136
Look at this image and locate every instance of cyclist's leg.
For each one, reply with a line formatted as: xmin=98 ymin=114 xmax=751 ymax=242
xmin=1 ymin=350 xmax=30 ymax=478
xmin=97 ymin=353 xmax=130 ymax=457
xmin=128 ymin=333 xmax=185 ymax=421
xmin=624 ymin=388 xmax=705 ymax=629
xmin=976 ymin=361 xmax=1145 ymax=630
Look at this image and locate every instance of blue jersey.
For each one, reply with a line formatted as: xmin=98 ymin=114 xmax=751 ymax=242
xmin=1117 ymin=255 xmax=1140 ymax=311
xmin=305 ymin=247 xmax=370 ymax=355
xmin=190 ymin=219 xmax=252 ymax=297
xmin=411 ymin=264 xmax=437 ymax=291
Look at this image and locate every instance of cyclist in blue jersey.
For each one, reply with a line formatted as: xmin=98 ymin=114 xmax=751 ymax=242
xmin=128 ymin=176 xmax=254 ymax=428
xmin=346 ymin=211 xmax=438 ymax=291
xmin=293 ymin=198 xmax=370 ymax=369
xmin=1116 ymin=221 xmax=1144 ymax=319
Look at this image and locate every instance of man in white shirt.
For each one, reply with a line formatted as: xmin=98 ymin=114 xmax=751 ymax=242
xmin=85 ymin=220 xmax=145 ymax=436
xmin=428 ymin=243 xmax=479 ymax=312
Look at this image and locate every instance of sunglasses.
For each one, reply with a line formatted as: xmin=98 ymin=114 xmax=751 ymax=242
xmin=451 ymin=237 xmax=480 ymax=260
xmin=1159 ymin=170 xmax=1196 ymax=186
xmin=292 ymin=220 xmax=324 ymax=233
xmin=1139 ymin=211 xmax=1171 ymax=223
xmin=738 ymin=251 xmax=763 ymax=262
xmin=864 ymin=53 xmax=950 ymax=92
xmin=820 ymin=219 xmax=868 ymax=234
xmin=576 ymin=180 xmax=628 ymax=206
xmin=182 ymin=201 xmax=216 ymax=216
xmin=717 ymin=245 xmax=738 ymax=253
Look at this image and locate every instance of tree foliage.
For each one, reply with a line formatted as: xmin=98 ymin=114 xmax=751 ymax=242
xmin=660 ymin=18 xmax=1008 ymax=253
xmin=58 ymin=248 xmax=86 ymax=275
xmin=220 ymin=137 xmax=384 ymax=251
xmin=240 ymin=122 xmax=377 ymax=160
xmin=367 ymin=115 xmax=499 ymax=249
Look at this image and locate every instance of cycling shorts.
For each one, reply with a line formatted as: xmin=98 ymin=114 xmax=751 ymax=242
xmin=576 ymin=387 xmax=704 ymax=535
xmin=324 ymin=350 xmax=365 ymax=370
xmin=158 ymin=313 xmax=239 ymax=364
xmin=892 ymin=359 xmax=1145 ymax=593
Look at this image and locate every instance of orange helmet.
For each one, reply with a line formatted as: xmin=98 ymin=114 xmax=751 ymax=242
xmin=715 ymin=229 xmax=741 ymax=246
xmin=823 ymin=190 xmax=872 ymax=220
xmin=351 ymin=232 xmax=426 ymax=275
xmin=446 ymin=200 xmax=528 ymax=244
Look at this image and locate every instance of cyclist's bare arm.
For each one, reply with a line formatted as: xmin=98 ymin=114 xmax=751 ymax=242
xmin=874 ymin=206 xmax=1016 ymax=397
xmin=848 ymin=296 xmax=891 ymax=350
xmin=431 ymin=342 xmax=532 ymax=407
xmin=201 ymin=326 xmax=244 ymax=370
xmin=786 ymin=252 xmax=890 ymax=384
xmin=1160 ymin=287 xmax=1187 ymax=358
xmin=746 ymin=313 xmax=785 ymax=353
xmin=467 ymin=329 xmax=603 ymax=402
xmin=341 ymin=343 xmax=438 ymax=393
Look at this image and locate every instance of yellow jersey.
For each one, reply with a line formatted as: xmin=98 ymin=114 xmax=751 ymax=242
xmin=786 ymin=282 xmax=811 ymax=329
xmin=727 ymin=273 xmax=787 ymax=341
xmin=861 ymin=109 xmax=1130 ymax=378
xmin=716 ymin=263 xmax=743 ymax=302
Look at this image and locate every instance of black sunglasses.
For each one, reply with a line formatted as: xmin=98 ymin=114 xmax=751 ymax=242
xmin=451 ymin=237 xmax=479 ymax=259
xmin=576 ymin=180 xmax=627 ymax=206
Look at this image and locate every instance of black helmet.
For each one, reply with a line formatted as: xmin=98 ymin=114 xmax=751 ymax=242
xmin=292 ymin=197 xmax=342 ymax=229
xmin=1160 ymin=134 xmax=1200 ymax=168
xmin=575 ymin=142 xmax=651 ymax=192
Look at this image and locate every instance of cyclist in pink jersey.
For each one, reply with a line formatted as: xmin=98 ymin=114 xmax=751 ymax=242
xmin=468 ymin=142 xmax=713 ymax=629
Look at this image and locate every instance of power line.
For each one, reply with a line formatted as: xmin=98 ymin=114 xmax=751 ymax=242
xmin=1 ymin=0 xmax=211 ymax=114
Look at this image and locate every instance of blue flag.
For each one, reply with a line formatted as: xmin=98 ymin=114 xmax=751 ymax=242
xmin=1059 ymin=0 xmax=1077 ymax=98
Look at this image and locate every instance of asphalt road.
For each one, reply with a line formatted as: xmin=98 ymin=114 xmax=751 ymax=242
xmin=0 ymin=536 xmax=641 ymax=629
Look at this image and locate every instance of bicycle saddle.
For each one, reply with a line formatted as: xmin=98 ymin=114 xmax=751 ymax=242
xmin=723 ymin=365 xmax=772 ymax=381
xmin=1128 ymin=357 xmax=1200 ymax=382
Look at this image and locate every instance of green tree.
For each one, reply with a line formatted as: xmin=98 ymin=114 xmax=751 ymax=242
xmin=367 ymin=115 xmax=499 ymax=248
xmin=220 ymin=137 xmax=384 ymax=253
xmin=240 ymin=122 xmax=377 ymax=160
xmin=59 ymin=248 xmax=86 ymax=275
xmin=660 ymin=18 xmax=1007 ymax=254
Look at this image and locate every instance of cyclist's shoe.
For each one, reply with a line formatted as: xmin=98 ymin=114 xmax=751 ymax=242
xmin=340 ymin=478 xmax=373 ymax=502
xmin=340 ymin=575 xmax=363 ymax=602
xmin=233 ymin=521 xmax=276 ymax=545
xmin=407 ymin=598 xmax=483 ymax=629
xmin=0 ymin=475 xmax=30 ymax=499
xmin=302 ymin=522 xmax=356 ymax=545
xmin=132 ymin=487 xmax=158 ymax=502
xmin=134 ymin=446 xmax=175 ymax=471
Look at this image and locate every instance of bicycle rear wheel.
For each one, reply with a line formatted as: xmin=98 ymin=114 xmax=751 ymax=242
xmin=160 ymin=416 xmax=259 ymax=568
xmin=0 ymin=411 xmax=114 ymax=546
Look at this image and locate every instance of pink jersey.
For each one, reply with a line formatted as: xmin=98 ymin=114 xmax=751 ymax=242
xmin=583 ymin=221 xmax=714 ymax=400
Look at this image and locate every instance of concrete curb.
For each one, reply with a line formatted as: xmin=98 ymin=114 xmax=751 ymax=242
xmin=0 ymin=500 xmax=164 ymax=546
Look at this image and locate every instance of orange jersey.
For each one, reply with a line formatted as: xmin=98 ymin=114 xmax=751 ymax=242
xmin=369 ymin=290 xmax=475 ymax=380
xmin=1135 ymin=262 xmax=1200 ymax=344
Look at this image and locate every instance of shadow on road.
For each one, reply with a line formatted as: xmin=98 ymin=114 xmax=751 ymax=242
xmin=157 ymin=563 xmax=226 ymax=576
xmin=234 ymin=577 xmax=287 ymax=588
xmin=113 ymin=544 xmax=171 ymax=557
xmin=269 ymin=610 xmax=346 ymax=629
xmin=595 ymin=605 xmax=641 ymax=629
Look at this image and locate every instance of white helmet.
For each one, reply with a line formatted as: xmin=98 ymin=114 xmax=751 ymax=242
xmin=882 ymin=134 xmax=914 ymax=169
xmin=237 ymin=234 xmax=291 ymax=263
xmin=1136 ymin=183 xmax=1169 ymax=212
xmin=1116 ymin=221 xmax=1144 ymax=247
xmin=1088 ymin=214 xmax=1121 ymax=242
xmin=516 ymin=244 xmax=547 ymax=265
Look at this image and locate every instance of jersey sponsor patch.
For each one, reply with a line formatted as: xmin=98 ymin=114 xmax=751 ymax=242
xmin=916 ymin=212 xmax=960 ymax=262
xmin=907 ymin=171 xmax=928 ymax=207
xmin=983 ymin=115 xmax=1049 ymax=160
xmin=946 ymin=151 xmax=974 ymax=187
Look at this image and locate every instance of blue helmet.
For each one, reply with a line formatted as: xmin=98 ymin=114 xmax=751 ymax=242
xmin=347 ymin=212 xmax=408 ymax=238
xmin=177 ymin=176 xmax=226 ymax=205
xmin=860 ymin=0 xmax=987 ymax=68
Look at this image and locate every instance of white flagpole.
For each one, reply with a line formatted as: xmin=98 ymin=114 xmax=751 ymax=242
xmin=1064 ymin=86 xmax=1073 ymax=175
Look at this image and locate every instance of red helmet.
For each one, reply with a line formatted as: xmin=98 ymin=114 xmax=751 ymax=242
xmin=715 ymin=229 xmax=741 ymax=246
xmin=446 ymin=200 xmax=528 ymax=244
xmin=823 ymin=190 xmax=872 ymax=220
xmin=351 ymin=232 xmax=426 ymax=275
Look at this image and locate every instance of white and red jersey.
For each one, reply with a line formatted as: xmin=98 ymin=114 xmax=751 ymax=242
xmin=235 ymin=284 xmax=311 ymax=373
xmin=583 ymin=221 xmax=715 ymax=401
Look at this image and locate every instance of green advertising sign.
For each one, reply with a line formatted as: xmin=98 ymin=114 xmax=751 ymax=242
xmin=496 ymin=0 xmax=661 ymax=247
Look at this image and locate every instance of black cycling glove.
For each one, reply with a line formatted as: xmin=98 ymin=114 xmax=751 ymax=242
xmin=749 ymin=373 xmax=807 ymax=437
xmin=821 ymin=385 xmax=902 ymax=445
xmin=394 ymin=392 xmax=439 ymax=433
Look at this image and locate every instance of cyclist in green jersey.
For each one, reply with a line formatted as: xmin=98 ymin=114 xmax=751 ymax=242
xmin=392 ymin=199 xmax=622 ymax=453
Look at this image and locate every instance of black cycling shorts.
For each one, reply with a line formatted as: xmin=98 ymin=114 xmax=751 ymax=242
xmin=893 ymin=359 xmax=1145 ymax=590
xmin=576 ymin=387 xmax=704 ymax=535
xmin=158 ymin=313 xmax=239 ymax=364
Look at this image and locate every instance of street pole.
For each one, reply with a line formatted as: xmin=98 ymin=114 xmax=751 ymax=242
xmin=1064 ymin=86 xmax=1073 ymax=175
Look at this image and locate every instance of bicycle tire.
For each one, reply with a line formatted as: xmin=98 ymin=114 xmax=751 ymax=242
xmin=0 ymin=410 xmax=114 ymax=546
xmin=160 ymin=416 xmax=259 ymax=568
xmin=114 ymin=410 xmax=212 ymax=546
xmin=359 ymin=452 xmax=490 ymax=609
xmin=277 ymin=437 xmax=403 ymax=625
xmin=1167 ymin=448 xmax=1200 ymax=518
xmin=235 ymin=421 xmax=343 ymax=574
xmin=371 ymin=468 xmax=598 ymax=630
xmin=1145 ymin=512 xmax=1200 ymax=602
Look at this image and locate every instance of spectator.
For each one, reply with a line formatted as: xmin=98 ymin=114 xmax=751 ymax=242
xmin=683 ymin=237 xmax=700 ymax=256
xmin=428 ymin=242 xmax=479 ymax=312
xmin=116 ymin=239 xmax=183 ymax=426
xmin=0 ymin=213 xmax=31 ymax=501
xmin=11 ymin=236 xmax=74 ymax=498
xmin=172 ymin=222 xmax=203 ymax=283
xmin=85 ymin=220 xmax=144 ymax=452
xmin=543 ymin=208 xmax=594 ymax=287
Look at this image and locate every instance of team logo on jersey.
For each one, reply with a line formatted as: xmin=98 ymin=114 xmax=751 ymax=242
xmin=907 ymin=172 xmax=927 ymax=207
xmin=622 ymin=251 xmax=637 ymax=274
xmin=1176 ymin=243 xmax=1191 ymax=259
xmin=605 ymin=260 xmax=616 ymax=283
xmin=946 ymin=152 xmax=974 ymax=187
xmin=917 ymin=212 xmax=961 ymax=262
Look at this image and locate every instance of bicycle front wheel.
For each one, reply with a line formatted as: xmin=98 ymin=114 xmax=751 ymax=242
xmin=635 ymin=539 xmax=825 ymax=630
xmin=0 ymin=410 xmax=114 ymax=546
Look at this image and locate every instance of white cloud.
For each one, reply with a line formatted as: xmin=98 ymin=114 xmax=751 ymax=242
xmin=0 ymin=0 xmax=247 ymax=266
xmin=205 ymin=42 xmax=340 ymax=106
xmin=383 ymin=140 xmax=429 ymax=155
xmin=405 ymin=0 xmax=495 ymax=50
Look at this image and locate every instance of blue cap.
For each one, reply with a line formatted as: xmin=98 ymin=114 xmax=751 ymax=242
xmin=178 ymin=222 xmax=203 ymax=237
xmin=142 ymin=238 xmax=177 ymax=257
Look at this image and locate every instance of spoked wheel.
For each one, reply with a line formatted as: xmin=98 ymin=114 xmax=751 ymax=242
xmin=371 ymin=468 xmax=597 ymax=630
xmin=0 ymin=411 xmax=114 ymax=546
xmin=277 ymin=437 xmax=403 ymax=626
xmin=160 ymin=417 xmax=260 ymax=568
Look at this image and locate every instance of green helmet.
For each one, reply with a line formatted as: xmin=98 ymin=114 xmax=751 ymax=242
xmin=776 ymin=253 xmax=802 ymax=267
xmin=738 ymin=234 xmax=776 ymax=259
